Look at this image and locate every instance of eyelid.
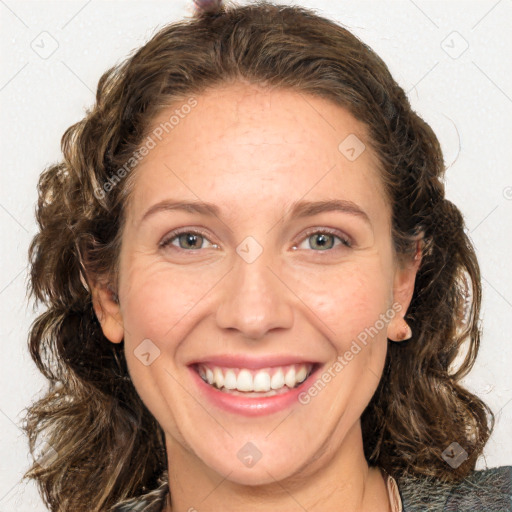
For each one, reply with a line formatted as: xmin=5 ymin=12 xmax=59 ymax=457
xmin=159 ymin=226 xmax=353 ymax=252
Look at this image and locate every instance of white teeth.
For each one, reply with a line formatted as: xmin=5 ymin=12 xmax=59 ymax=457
xmin=295 ymin=365 xmax=308 ymax=383
xmin=213 ymin=367 xmax=224 ymax=388
xmin=253 ymin=371 xmax=271 ymax=392
xmin=197 ymin=363 xmax=313 ymax=393
xmin=284 ymin=367 xmax=296 ymax=388
xmin=236 ymin=369 xmax=253 ymax=391
xmin=270 ymin=369 xmax=285 ymax=390
xmin=224 ymin=369 xmax=237 ymax=390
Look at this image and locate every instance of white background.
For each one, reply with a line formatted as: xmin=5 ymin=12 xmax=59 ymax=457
xmin=1 ymin=0 xmax=511 ymax=509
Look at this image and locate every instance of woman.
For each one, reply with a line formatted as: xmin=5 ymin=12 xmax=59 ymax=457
xmin=22 ymin=1 xmax=511 ymax=511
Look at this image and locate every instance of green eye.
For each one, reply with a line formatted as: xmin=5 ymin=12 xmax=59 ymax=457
xmin=160 ymin=230 xmax=218 ymax=251
xmin=293 ymin=230 xmax=352 ymax=251
xmin=160 ymin=228 xmax=352 ymax=253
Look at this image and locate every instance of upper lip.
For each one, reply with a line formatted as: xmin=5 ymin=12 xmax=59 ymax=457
xmin=188 ymin=354 xmax=320 ymax=369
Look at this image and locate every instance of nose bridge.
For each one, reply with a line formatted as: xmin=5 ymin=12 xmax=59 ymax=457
xmin=215 ymin=241 xmax=294 ymax=339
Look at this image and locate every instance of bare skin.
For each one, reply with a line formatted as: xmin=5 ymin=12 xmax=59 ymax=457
xmin=91 ymin=81 xmax=420 ymax=512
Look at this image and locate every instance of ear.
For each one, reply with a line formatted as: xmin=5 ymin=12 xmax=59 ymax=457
xmin=387 ymin=238 xmax=422 ymax=340
xmin=89 ymin=277 xmax=124 ymax=344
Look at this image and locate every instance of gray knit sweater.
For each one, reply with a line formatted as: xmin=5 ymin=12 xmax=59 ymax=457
xmin=111 ymin=465 xmax=512 ymax=511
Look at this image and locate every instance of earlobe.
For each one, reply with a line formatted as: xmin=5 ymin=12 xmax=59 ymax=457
xmin=90 ymin=280 xmax=124 ymax=344
xmin=387 ymin=239 xmax=423 ymax=342
xmin=387 ymin=316 xmax=413 ymax=342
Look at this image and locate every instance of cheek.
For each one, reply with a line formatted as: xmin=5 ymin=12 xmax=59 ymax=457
xmin=118 ymin=263 xmax=195 ymax=434
xmin=292 ymin=257 xmax=394 ymax=344
xmin=119 ymin=259 xmax=218 ymax=342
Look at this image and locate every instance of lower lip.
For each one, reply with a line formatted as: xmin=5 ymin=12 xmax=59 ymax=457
xmin=188 ymin=365 xmax=321 ymax=417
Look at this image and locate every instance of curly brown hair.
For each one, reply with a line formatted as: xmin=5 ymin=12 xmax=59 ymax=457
xmin=22 ymin=1 xmax=494 ymax=511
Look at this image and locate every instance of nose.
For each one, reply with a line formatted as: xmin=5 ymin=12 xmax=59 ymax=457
xmin=215 ymin=249 xmax=294 ymax=340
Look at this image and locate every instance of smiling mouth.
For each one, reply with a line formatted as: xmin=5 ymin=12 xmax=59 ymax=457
xmin=192 ymin=362 xmax=318 ymax=397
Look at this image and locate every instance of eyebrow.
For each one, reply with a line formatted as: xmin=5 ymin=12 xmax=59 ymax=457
xmin=139 ymin=198 xmax=371 ymax=227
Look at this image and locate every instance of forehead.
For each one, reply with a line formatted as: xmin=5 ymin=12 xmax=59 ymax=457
xmin=125 ymin=82 xmax=389 ymax=225
xmin=162 ymin=82 xmax=369 ymax=148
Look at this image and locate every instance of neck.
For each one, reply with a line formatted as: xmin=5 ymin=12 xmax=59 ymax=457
xmin=164 ymin=421 xmax=390 ymax=512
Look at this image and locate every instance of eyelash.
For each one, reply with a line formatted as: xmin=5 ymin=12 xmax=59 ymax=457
xmin=159 ymin=227 xmax=352 ymax=253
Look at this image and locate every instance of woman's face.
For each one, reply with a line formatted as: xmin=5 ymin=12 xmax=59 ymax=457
xmin=95 ymin=82 xmax=418 ymax=485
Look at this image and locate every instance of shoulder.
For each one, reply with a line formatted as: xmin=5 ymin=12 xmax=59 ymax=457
xmin=109 ymin=466 xmax=512 ymax=511
xmin=397 ymin=465 xmax=512 ymax=511
xmin=110 ymin=470 xmax=169 ymax=512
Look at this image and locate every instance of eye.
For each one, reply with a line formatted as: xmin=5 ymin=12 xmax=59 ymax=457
xmin=159 ymin=227 xmax=352 ymax=253
xmin=159 ymin=229 xmax=218 ymax=251
xmin=293 ymin=228 xmax=352 ymax=252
